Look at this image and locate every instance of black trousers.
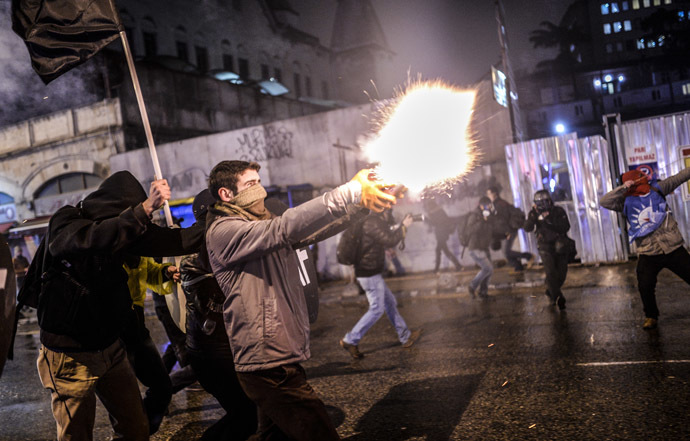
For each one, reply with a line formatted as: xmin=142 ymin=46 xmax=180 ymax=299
xmin=434 ymin=239 xmax=462 ymax=271
xmin=237 ymin=364 xmax=340 ymax=441
xmin=188 ymin=346 xmax=258 ymax=441
xmin=121 ymin=305 xmax=172 ymax=419
xmin=637 ymin=246 xmax=690 ymax=319
xmin=539 ymin=250 xmax=569 ymax=301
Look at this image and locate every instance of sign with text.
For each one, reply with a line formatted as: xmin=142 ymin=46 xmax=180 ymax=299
xmin=626 ymin=144 xmax=658 ymax=179
xmin=680 ymin=146 xmax=690 ymax=201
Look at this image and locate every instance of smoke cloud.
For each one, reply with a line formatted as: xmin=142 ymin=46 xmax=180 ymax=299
xmin=0 ymin=0 xmax=103 ymax=128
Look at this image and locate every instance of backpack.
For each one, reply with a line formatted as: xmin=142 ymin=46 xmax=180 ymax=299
xmin=508 ymin=205 xmax=525 ymax=230
xmin=336 ymin=219 xmax=365 ymax=265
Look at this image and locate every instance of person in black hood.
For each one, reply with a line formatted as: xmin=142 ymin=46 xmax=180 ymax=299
xmin=32 ymin=171 xmax=203 ymax=441
xmin=180 ymin=189 xmax=258 ymax=441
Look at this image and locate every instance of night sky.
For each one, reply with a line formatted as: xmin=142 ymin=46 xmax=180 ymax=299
xmin=292 ymin=0 xmax=572 ymax=87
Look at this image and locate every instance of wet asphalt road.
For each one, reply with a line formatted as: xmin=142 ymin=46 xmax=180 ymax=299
xmin=2 ymin=273 xmax=690 ymax=440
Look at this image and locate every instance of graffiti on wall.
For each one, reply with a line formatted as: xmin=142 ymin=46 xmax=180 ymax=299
xmin=236 ymin=125 xmax=294 ymax=162
xmin=143 ymin=167 xmax=209 ymax=196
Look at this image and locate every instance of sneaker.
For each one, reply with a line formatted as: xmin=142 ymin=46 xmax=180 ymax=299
xmin=468 ymin=285 xmax=476 ymax=298
xmin=402 ymin=329 xmax=422 ymax=348
xmin=339 ymin=339 xmax=364 ymax=359
xmin=557 ymin=295 xmax=566 ymax=310
xmin=525 ymin=254 xmax=535 ymax=269
xmin=642 ymin=318 xmax=658 ymax=330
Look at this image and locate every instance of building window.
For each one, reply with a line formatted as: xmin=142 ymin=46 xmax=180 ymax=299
xmin=223 ymin=54 xmax=234 ymax=71
xmin=176 ymin=41 xmax=188 ymax=62
xmin=574 ymin=104 xmax=584 ymax=116
xmin=613 ymin=21 xmax=622 ymax=32
xmin=195 ymin=46 xmax=208 ymax=72
xmin=602 ymin=3 xmax=610 ymax=14
xmin=238 ymin=58 xmax=249 ymax=78
xmin=624 ymin=20 xmax=632 ymax=31
xmin=261 ymin=64 xmax=270 ymax=79
xmin=293 ymin=73 xmax=302 ymax=97
xmin=637 ymin=38 xmax=645 ymax=49
xmin=321 ymin=80 xmax=329 ymax=99
xmin=305 ymin=76 xmax=312 ymax=96
xmin=633 ymin=0 xmax=640 ymax=8
xmin=652 ymin=89 xmax=661 ymax=100
xmin=274 ymin=67 xmax=282 ymax=82
xmin=606 ymin=43 xmax=614 ymax=53
xmin=616 ymin=42 xmax=624 ymax=51
xmin=647 ymin=39 xmax=656 ymax=48
xmin=622 ymin=1 xmax=629 ymax=10
xmin=143 ymin=32 xmax=157 ymax=57
xmin=653 ymin=0 xmax=660 ymax=5
xmin=613 ymin=96 xmax=623 ymax=107
xmin=34 ymin=173 xmax=102 ymax=199
xmin=682 ymin=83 xmax=690 ymax=95
xmin=643 ymin=0 xmax=650 ymax=7
xmin=664 ymin=0 xmax=672 ymax=4
xmin=604 ymin=23 xmax=612 ymax=34
xmin=611 ymin=2 xmax=620 ymax=12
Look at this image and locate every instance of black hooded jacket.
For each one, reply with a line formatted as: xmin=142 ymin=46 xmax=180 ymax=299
xmin=39 ymin=171 xmax=203 ymax=351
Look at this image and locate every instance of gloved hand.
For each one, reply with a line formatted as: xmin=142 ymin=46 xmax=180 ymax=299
xmin=350 ymin=169 xmax=397 ymax=213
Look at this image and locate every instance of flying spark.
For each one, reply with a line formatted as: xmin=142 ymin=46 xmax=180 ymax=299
xmin=363 ymin=79 xmax=478 ymax=194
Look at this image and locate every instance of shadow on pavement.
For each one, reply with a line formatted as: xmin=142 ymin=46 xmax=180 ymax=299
xmin=343 ymin=373 xmax=483 ymax=441
xmin=307 ymin=361 xmax=397 ymax=380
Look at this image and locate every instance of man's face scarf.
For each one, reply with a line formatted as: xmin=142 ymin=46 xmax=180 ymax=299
xmin=214 ymin=184 xmax=271 ymax=221
xmin=622 ymin=170 xmax=651 ymax=196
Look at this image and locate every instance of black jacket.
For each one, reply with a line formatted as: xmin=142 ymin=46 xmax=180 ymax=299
xmin=465 ymin=209 xmax=493 ymax=251
xmin=354 ymin=212 xmax=405 ymax=278
xmin=490 ymin=197 xmax=514 ymax=236
xmin=38 ymin=171 xmax=203 ymax=351
xmin=523 ymin=205 xmax=570 ymax=252
xmin=180 ymin=250 xmax=230 ymax=353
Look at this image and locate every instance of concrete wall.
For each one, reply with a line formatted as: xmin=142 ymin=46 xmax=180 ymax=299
xmin=111 ymin=91 xmax=515 ymax=279
xmin=0 ymin=99 xmax=123 ymax=221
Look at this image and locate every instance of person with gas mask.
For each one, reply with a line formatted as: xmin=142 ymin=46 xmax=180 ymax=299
xmin=600 ymin=167 xmax=690 ymax=329
xmin=465 ymin=197 xmax=496 ymax=298
xmin=180 ymin=189 xmax=258 ymax=441
xmin=524 ymin=190 xmax=571 ymax=310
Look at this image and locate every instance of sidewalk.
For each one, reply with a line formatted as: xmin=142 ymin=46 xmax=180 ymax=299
xmin=318 ymin=261 xmax=641 ymax=304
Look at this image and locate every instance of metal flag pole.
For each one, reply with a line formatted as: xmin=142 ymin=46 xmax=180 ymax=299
xmin=107 ymin=0 xmax=174 ymax=228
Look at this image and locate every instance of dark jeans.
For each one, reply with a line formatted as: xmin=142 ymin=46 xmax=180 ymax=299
xmin=637 ymin=246 xmax=690 ymax=319
xmin=504 ymin=232 xmax=532 ymax=271
xmin=237 ymin=364 xmax=340 ymax=441
xmin=539 ymin=250 xmax=569 ymax=302
xmin=434 ymin=238 xmax=461 ymax=271
xmin=188 ymin=347 xmax=258 ymax=441
xmin=121 ymin=306 xmax=172 ymax=420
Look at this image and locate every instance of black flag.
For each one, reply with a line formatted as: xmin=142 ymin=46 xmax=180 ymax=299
xmin=11 ymin=0 xmax=121 ymax=84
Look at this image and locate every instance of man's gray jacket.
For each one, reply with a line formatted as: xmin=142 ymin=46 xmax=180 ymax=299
xmin=600 ymin=167 xmax=690 ymax=256
xmin=207 ymin=182 xmax=362 ymax=372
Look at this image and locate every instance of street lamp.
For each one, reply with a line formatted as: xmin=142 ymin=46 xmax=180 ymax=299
xmin=555 ymin=123 xmax=566 ymax=134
